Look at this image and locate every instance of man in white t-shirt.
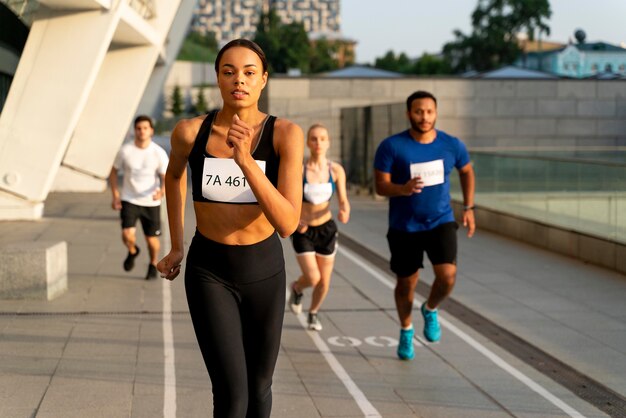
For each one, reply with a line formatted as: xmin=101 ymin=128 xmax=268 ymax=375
xmin=109 ymin=115 xmax=169 ymax=280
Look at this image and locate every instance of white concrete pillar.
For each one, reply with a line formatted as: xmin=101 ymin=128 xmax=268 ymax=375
xmin=0 ymin=0 xmax=194 ymax=217
xmin=53 ymin=0 xmax=191 ymax=192
xmin=0 ymin=5 xmax=122 ymax=219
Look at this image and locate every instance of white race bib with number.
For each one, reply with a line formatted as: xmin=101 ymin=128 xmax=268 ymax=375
xmin=202 ymin=158 xmax=266 ymax=203
xmin=410 ymin=159 xmax=444 ymax=187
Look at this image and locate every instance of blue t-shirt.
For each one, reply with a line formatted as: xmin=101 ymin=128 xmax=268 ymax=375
xmin=374 ymin=129 xmax=470 ymax=232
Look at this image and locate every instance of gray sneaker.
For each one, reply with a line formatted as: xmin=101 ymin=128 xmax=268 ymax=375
xmin=289 ymin=282 xmax=303 ymax=314
xmin=308 ymin=313 xmax=322 ymax=331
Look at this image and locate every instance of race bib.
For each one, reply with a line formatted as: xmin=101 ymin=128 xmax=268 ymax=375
xmin=202 ymin=158 xmax=266 ymax=203
xmin=410 ymin=159 xmax=444 ymax=187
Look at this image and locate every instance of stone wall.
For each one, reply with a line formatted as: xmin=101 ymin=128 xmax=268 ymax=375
xmin=265 ymin=77 xmax=626 ymax=161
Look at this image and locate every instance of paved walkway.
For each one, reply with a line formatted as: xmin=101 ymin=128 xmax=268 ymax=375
xmin=0 ymin=191 xmax=624 ymax=417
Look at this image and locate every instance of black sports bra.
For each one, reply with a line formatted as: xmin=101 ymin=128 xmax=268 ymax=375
xmin=189 ymin=110 xmax=279 ymax=204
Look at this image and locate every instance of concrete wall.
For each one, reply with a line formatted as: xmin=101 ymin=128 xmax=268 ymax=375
xmin=0 ymin=0 xmax=194 ymax=220
xmin=264 ymin=77 xmax=626 ymax=160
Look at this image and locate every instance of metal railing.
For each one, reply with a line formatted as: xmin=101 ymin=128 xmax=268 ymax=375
xmin=450 ymin=150 xmax=626 ymax=244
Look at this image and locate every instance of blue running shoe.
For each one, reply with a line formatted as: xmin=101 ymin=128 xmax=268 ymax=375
xmin=421 ymin=303 xmax=441 ymax=342
xmin=397 ymin=328 xmax=415 ymax=360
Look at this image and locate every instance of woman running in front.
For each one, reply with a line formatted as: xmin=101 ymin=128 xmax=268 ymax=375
xmin=289 ymin=123 xmax=350 ymax=330
xmin=157 ymin=39 xmax=304 ymax=418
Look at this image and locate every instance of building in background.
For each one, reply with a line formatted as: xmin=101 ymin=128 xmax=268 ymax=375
xmin=192 ymin=0 xmax=341 ymax=45
xmin=516 ymin=30 xmax=626 ymax=79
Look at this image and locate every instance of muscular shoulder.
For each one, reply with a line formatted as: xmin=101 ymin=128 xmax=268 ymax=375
xmin=273 ymin=117 xmax=303 ymax=140
xmin=330 ymin=160 xmax=346 ymax=179
xmin=172 ymin=116 xmax=205 ymax=145
xmin=272 ymin=118 xmax=304 ymax=154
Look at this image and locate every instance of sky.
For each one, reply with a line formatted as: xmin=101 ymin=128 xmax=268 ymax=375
xmin=341 ymin=0 xmax=626 ymax=64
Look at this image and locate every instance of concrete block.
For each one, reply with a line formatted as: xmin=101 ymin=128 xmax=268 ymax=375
xmin=597 ymin=81 xmax=626 ymax=98
xmin=476 ymin=118 xmax=516 ymax=137
xmin=556 ymin=119 xmax=597 ymax=136
xmin=598 ymin=119 xmax=626 ymax=136
xmin=537 ymin=99 xmax=577 ymax=116
xmin=616 ymin=100 xmax=626 ymax=117
xmin=433 ymin=80 xmax=474 ymax=98
xmin=391 ymin=79 xmax=434 ymax=98
xmin=547 ymin=228 xmax=579 ymax=257
xmin=616 ymin=244 xmax=626 ymax=275
xmin=516 ymin=81 xmax=557 ymax=98
xmin=0 ymin=241 xmax=67 ymax=300
xmin=437 ymin=118 xmax=476 ymax=139
xmin=577 ymin=100 xmax=616 ymax=117
xmin=267 ymin=78 xmax=310 ymax=99
xmin=456 ymin=99 xmax=496 ymax=117
xmin=309 ymin=79 xmax=352 ymax=98
xmin=557 ymin=81 xmax=597 ymax=98
xmin=516 ymin=118 xmax=557 ymax=137
xmin=518 ymin=218 xmax=549 ymax=248
xmin=578 ymin=234 xmax=616 ymax=271
xmin=475 ymin=80 xmax=517 ymax=97
xmin=496 ymin=99 xmax=536 ymax=116
xmin=351 ymin=79 xmax=393 ymax=98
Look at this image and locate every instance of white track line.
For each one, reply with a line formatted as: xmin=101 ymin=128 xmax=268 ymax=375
xmin=295 ymin=313 xmax=382 ymax=417
xmin=161 ymin=202 xmax=177 ymax=417
xmin=338 ymin=246 xmax=586 ymax=418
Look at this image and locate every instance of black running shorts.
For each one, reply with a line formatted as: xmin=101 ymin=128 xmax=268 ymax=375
xmin=386 ymin=221 xmax=458 ymax=277
xmin=120 ymin=201 xmax=161 ymax=237
xmin=291 ymin=219 xmax=339 ymax=257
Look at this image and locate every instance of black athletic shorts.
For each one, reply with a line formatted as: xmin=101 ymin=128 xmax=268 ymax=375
xmin=291 ymin=219 xmax=338 ymax=257
xmin=120 ymin=201 xmax=161 ymax=237
xmin=387 ymin=221 xmax=458 ymax=277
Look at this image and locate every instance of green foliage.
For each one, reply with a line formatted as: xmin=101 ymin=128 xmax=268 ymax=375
xmin=178 ymin=31 xmax=218 ymax=62
xmin=412 ymin=53 xmax=452 ymax=75
xmin=374 ymin=50 xmax=413 ymax=74
xmin=309 ymin=37 xmax=340 ymax=73
xmin=170 ymin=85 xmax=184 ymax=117
xmin=253 ymin=9 xmax=312 ymax=74
xmin=280 ymin=21 xmax=311 ymax=73
xmin=443 ymin=0 xmax=552 ymax=73
xmin=193 ymin=87 xmax=208 ymax=115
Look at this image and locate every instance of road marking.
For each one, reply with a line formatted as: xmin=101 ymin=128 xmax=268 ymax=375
xmin=338 ymin=246 xmax=586 ymax=418
xmin=295 ymin=313 xmax=382 ymax=418
xmin=364 ymin=336 xmax=398 ymax=347
xmin=161 ymin=202 xmax=176 ymax=417
xmin=327 ymin=336 xmax=362 ymax=347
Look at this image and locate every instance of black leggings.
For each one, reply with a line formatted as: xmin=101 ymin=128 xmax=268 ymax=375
xmin=185 ymin=230 xmax=286 ymax=418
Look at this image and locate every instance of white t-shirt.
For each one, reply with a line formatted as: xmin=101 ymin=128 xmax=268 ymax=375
xmin=113 ymin=141 xmax=169 ymax=207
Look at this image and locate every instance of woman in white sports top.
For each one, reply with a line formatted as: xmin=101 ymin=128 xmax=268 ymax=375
xmin=289 ymin=123 xmax=350 ymax=331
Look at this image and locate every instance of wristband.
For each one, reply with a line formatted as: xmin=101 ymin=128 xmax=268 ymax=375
xmin=463 ymin=205 xmax=475 ymax=211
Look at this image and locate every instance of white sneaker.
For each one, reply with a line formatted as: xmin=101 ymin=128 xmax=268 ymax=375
xmin=289 ymin=282 xmax=303 ymax=314
xmin=308 ymin=313 xmax=322 ymax=331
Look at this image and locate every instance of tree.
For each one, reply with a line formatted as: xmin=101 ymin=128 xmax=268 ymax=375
xmin=253 ymin=9 xmax=311 ymax=74
xmin=309 ymin=37 xmax=339 ymax=73
xmin=279 ymin=21 xmax=311 ymax=73
xmin=253 ymin=9 xmax=283 ymax=73
xmin=443 ymin=0 xmax=551 ymax=73
xmin=178 ymin=31 xmax=218 ymax=62
xmin=412 ymin=53 xmax=452 ymax=75
xmin=170 ymin=85 xmax=184 ymax=117
xmin=194 ymin=87 xmax=208 ymax=115
xmin=374 ymin=50 xmax=413 ymax=74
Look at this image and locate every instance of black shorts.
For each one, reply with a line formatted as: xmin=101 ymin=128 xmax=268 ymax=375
xmin=291 ymin=219 xmax=338 ymax=257
xmin=120 ymin=201 xmax=161 ymax=237
xmin=387 ymin=222 xmax=458 ymax=277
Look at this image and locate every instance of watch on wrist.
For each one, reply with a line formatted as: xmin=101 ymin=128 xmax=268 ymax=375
xmin=463 ymin=205 xmax=475 ymax=211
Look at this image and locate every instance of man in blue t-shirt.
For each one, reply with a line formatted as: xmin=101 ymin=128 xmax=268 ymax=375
xmin=374 ymin=90 xmax=476 ymax=360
